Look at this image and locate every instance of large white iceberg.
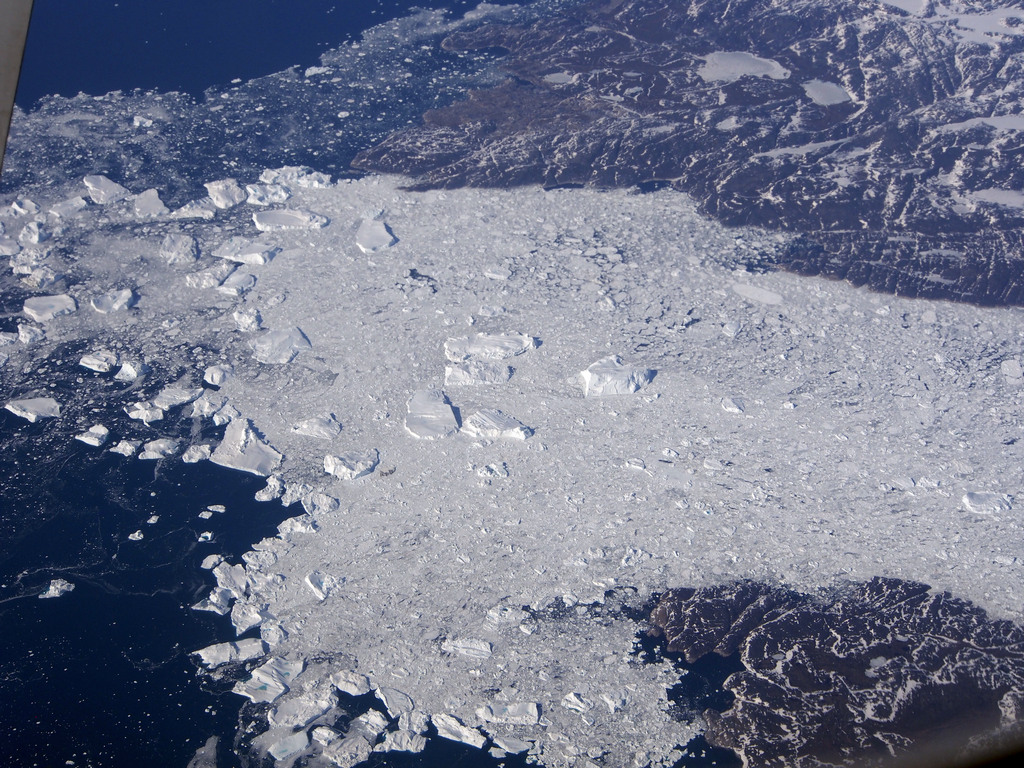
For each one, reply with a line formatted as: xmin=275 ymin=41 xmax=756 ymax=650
xmin=23 ymin=295 xmax=76 ymax=322
xmin=404 ymin=390 xmax=458 ymax=439
xmin=251 ymin=328 xmax=311 ymax=364
xmin=580 ymin=355 xmax=655 ymax=396
xmin=210 ymin=419 xmax=283 ymax=477
xmin=5 ymin=397 xmax=61 ymax=422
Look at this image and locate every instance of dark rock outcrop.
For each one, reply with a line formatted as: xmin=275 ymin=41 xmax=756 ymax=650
xmin=649 ymin=578 xmax=1024 ymax=767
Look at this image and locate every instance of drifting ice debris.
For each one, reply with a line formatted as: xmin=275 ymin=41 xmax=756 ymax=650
xmin=293 ymin=414 xmax=342 ymax=439
xmin=203 ymin=364 xmax=233 ymax=386
xmin=23 ymin=294 xmax=76 ymax=322
xmin=1001 ymin=359 xmax=1024 ymax=385
xmin=205 ymin=179 xmax=247 ymax=209
xmin=49 ymin=196 xmax=87 ymax=219
xmin=171 ymin=199 xmax=217 ymax=220
xmin=355 ymin=218 xmax=397 ymax=253
xmin=233 ymin=307 xmax=262 ymax=332
xmin=214 ymin=562 xmax=248 ymax=599
xmin=432 ymin=714 xmax=487 ymax=749
xmin=213 ymin=236 xmax=277 ymax=265
xmin=381 ymin=730 xmax=428 ymax=753
xmin=234 ymin=657 xmax=304 ymax=703
xmin=962 ymin=492 xmax=1013 ymax=515
xmin=252 ymin=208 xmax=328 ymax=231
xmin=128 ymin=530 xmax=144 ymax=541
xmin=721 ymin=397 xmax=745 ymax=414
xmin=441 ymin=637 xmax=493 ymax=659
xmin=19 ymin=221 xmax=48 ymax=245
xmin=18 ymin=324 xmax=44 ymax=344
xmin=731 ymin=282 xmax=783 ymax=305
xmin=245 ymin=183 xmax=291 ymax=205
xmin=152 ymin=386 xmax=203 ymax=410
xmin=139 ymin=438 xmax=178 ymax=459
xmin=444 ymin=360 xmax=514 ymax=386
xmin=5 ymin=397 xmax=61 ymax=422
xmin=79 ymin=350 xmax=118 ymax=372
xmin=83 ymin=174 xmax=129 ymax=204
xmin=133 ymin=189 xmax=168 ymax=218
xmin=269 ymin=684 xmax=338 ymax=728
xmin=444 ymin=333 xmax=537 ymax=362
xmin=114 ymin=360 xmax=149 ymax=382
xmin=11 ymin=197 xmax=39 ymax=215
xmin=211 ymin=419 xmax=282 ymax=477
xmin=255 ymin=476 xmax=284 ymax=502
xmin=186 ymin=736 xmax=218 ymax=768
xmin=160 ymin=232 xmax=199 ymax=265
xmin=193 ymin=638 xmax=267 ymax=668
xmin=217 ymin=270 xmax=256 ymax=297
xmin=305 ymin=570 xmax=340 ymax=601
xmin=476 ymin=702 xmax=540 ymax=726
xmin=580 ymin=356 xmax=655 ymax=396
xmin=38 ymin=578 xmax=75 ymax=599
xmin=331 ymin=670 xmax=372 ymax=696
xmin=75 ymin=425 xmax=110 ymax=447
xmin=311 ymin=726 xmax=340 ymax=746
xmin=492 ymin=735 xmax=532 ymax=755
xmin=125 ymin=402 xmax=164 ymax=424
xmin=376 ymin=687 xmax=415 ymax=719
xmin=324 ymin=449 xmax=379 ymax=480
xmin=260 ymin=166 xmax=330 ymax=188
xmin=251 ymin=327 xmax=311 ymax=364
xmin=186 ymin=262 xmax=237 ymax=291
xmin=90 ymin=289 xmax=137 ymax=314
xmin=200 ymin=555 xmax=223 ymax=570
xmin=561 ymin=692 xmax=593 ymax=712
xmin=109 ymin=439 xmax=140 ymax=457
xmin=268 ymin=731 xmax=309 ymax=761
xmin=462 ymin=409 xmax=533 ymax=441
xmin=405 ymin=390 xmax=459 ymax=439
xmin=477 ymin=462 xmax=509 ymax=479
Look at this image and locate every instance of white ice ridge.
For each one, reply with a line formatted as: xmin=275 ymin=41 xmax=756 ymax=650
xmin=11 ymin=169 xmax=1024 ymax=767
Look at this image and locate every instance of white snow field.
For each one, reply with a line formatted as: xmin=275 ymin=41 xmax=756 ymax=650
xmin=4 ymin=169 xmax=1024 ymax=766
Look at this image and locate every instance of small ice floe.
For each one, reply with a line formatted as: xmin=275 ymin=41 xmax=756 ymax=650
xmin=561 ymin=692 xmax=593 ymax=712
xmin=160 ymin=232 xmax=199 ymax=265
xmin=431 ymin=714 xmax=486 ymax=749
xmin=5 ymin=397 xmax=61 ymax=422
xmin=193 ymin=638 xmax=267 ymax=668
xmin=305 ymin=570 xmax=341 ymax=601
xmin=185 ymin=262 xmax=236 ymax=290
xmin=380 ymin=730 xmax=427 ymax=753
xmin=293 ymin=414 xmax=341 ymax=439
xmin=182 ymin=444 xmax=213 ymax=463
xmin=461 ymin=409 xmax=533 ymax=441
xmin=245 ymin=183 xmax=291 ymax=206
xmin=376 ymin=688 xmax=415 ymax=719
xmin=19 ymin=221 xmax=48 ymax=245
xmin=38 ymin=578 xmax=75 ymax=599
xmin=233 ymin=308 xmax=262 ymax=332
xmin=492 ymin=735 xmax=532 ymax=755
xmin=23 ymin=294 xmax=76 ymax=322
xmin=210 ymin=419 xmax=282 ymax=477
xmin=128 ymin=530 xmax=144 ymax=541
xmin=444 ymin=333 xmax=537 ymax=361
xmin=133 ymin=189 xmax=169 ymax=218
xmin=441 ymin=637 xmax=492 ymax=659
xmin=108 ymin=439 xmax=140 ymax=457
xmin=444 ymin=360 xmax=513 ymax=386
xmin=48 ymin=196 xmax=88 ymax=219
xmin=171 ymin=199 xmax=217 ymax=220
xmin=75 ymin=425 xmax=110 ymax=447
xmin=731 ymin=282 xmax=783 ymax=305
xmin=405 ymin=390 xmax=459 ymax=439
xmin=90 ymin=289 xmax=137 ymax=314
xmin=355 ymin=218 xmax=397 ymax=253
xmin=18 ymin=324 xmax=44 ymax=344
xmin=721 ymin=397 xmax=746 ymax=414
xmin=962 ymin=492 xmax=1013 ymax=515
xmin=251 ymin=327 xmax=311 ymax=364
xmin=268 ymin=683 xmax=338 ymax=729
xmin=324 ymin=448 xmax=379 ymax=480
xmin=125 ymin=400 xmax=164 ymax=425
xmin=1002 ymin=359 xmax=1024 ymax=385
xmin=331 ymin=670 xmax=372 ymax=696
xmin=252 ymin=209 xmax=328 ymax=232
xmin=11 ymin=197 xmax=39 ymax=215
xmin=580 ymin=355 xmax=655 ymax=396
xmin=79 ymin=350 xmax=118 ymax=373
xmin=234 ymin=657 xmax=305 ymax=703
xmin=203 ymin=364 xmax=233 ymax=387
xmin=114 ymin=360 xmax=149 ymax=382
xmin=213 ymin=236 xmax=278 ymax=265
xmin=83 ymin=174 xmax=129 ymax=204
xmin=139 ymin=438 xmax=179 ymax=460
xmin=268 ymin=732 xmax=309 ymax=761
xmin=255 ymin=476 xmax=284 ymax=502
xmin=153 ymin=386 xmax=203 ymax=411
xmin=217 ymin=271 xmax=256 ymax=297
xmin=476 ymin=702 xmax=540 ymax=726
xmin=205 ymin=179 xmax=247 ymax=209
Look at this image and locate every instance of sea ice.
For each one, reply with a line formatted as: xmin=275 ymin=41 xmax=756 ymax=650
xmin=210 ymin=419 xmax=283 ymax=477
xmin=38 ymin=578 xmax=75 ymax=599
xmin=579 ymin=355 xmax=655 ymax=396
xmin=133 ymin=189 xmax=169 ymax=218
xmin=114 ymin=361 xmax=149 ymax=382
xmin=252 ymin=209 xmax=328 ymax=231
xmin=259 ymin=166 xmax=330 ymax=189
xmin=444 ymin=333 xmax=537 ymax=361
xmin=268 ymin=684 xmax=337 ymax=728
xmin=444 ymin=360 xmax=514 ymax=386
xmin=23 ymin=294 xmax=76 ymax=322
xmin=205 ymin=179 xmax=247 ymax=209
xmin=245 ymin=183 xmax=291 ymax=206
xmin=171 ymin=199 xmax=217 ymax=220
xmin=79 ymin=350 xmax=118 ymax=373
xmin=83 ymin=174 xmax=129 ymax=204
xmin=17 ymin=324 xmax=44 ymax=344
xmin=476 ymin=702 xmax=540 ymax=726
xmin=293 ymin=414 xmax=342 ymax=439
xmin=331 ymin=670 xmax=371 ymax=696
xmin=324 ymin=449 xmax=378 ymax=480
xmin=267 ymin=731 xmax=308 ymax=760
xmin=75 ymin=425 xmax=110 ymax=447
xmin=194 ymin=638 xmax=267 ymax=668
xmin=139 ymin=439 xmax=178 ymax=459
xmin=431 ymin=714 xmax=486 ymax=749
xmin=381 ymin=730 xmax=427 ymax=753
xmin=461 ymin=409 xmax=533 ymax=441
xmin=90 ymin=289 xmax=137 ymax=314
xmin=355 ymin=218 xmax=398 ymax=253
xmin=161 ymin=233 xmax=199 ymax=265
xmin=251 ymin=327 xmax=311 ymax=364
xmin=441 ymin=637 xmax=492 ymax=659
xmin=213 ymin=236 xmax=277 ymax=265
xmin=234 ymin=657 xmax=305 ymax=703
xmin=125 ymin=402 xmax=165 ymax=424
xmin=108 ymin=440 xmax=140 ymax=457
xmin=233 ymin=308 xmax=262 ymax=332
xmin=962 ymin=492 xmax=1013 ymax=515
xmin=376 ymin=687 xmax=415 ymax=719
xmin=152 ymin=386 xmax=203 ymax=410
xmin=305 ymin=570 xmax=341 ymax=602
xmin=5 ymin=397 xmax=61 ymax=422
xmin=48 ymin=196 xmax=87 ymax=219
xmin=732 ymin=282 xmax=783 ymax=305
xmin=203 ymin=364 xmax=233 ymax=387
xmin=404 ymin=390 xmax=459 ymax=439
xmin=217 ymin=271 xmax=256 ymax=297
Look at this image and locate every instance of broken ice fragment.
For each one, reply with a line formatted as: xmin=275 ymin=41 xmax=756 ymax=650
xmin=18 ymin=324 xmax=44 ymax=344
xmin=731 ymin=282 xmax=783 ymax=305
xmin=260 ymin=165 xmax=330 ymax=188
xmin=75 ymin=425 xmax=110 ymax=447
xmin=580 ymin=356 xmax=655 ymax=396
xmin=376 ymin=687 xmax=415 ymax=718
xmin=90 ymin=289 xmax=137 ymax=314
xmin=205 ymin=179 xmax=246 ymax=209
xmin=39 ymin=578 xmax=75 ymax=599
xmin=462 ymin=409 xmax=532 ymax=441
xmin=83 ymin=174 xmax=129 ymax=204
xmin=721 ymin=397 xmax=745 ymax=414
xmin=441 ymin=637 xmax=493 ymax=659
xmin=324 ymin=449 xmax=379 ymax=480
xmin=492 ymin=735 xmax=532 ymax=755
xmin=305 ymin=570 xmax=341 ymax=601
xmin=114 ymin=361 xmax=149 ymax=382
xmin=11 ymin=197 xmax=39 ymax=215
xmin=217 ymin=270 xmax=256 ymax=297
xmin=251 ymin=327 xmax=311 ymax=364
xmin=210 ymin=419 xmax=282 ymax=477
xmin=125 ymin=402 xmax=165 ymax=424
xmin=444 ymin=333 xmax=537 ymax=362
xmin=19 ymin=221 xmax=48 ymax=245
xmin=245 ymin=183 xmax=291 ymax=206
xmin=79 ymin=350 xmax=118 ymax=372
xmin=233 ymin=308 xmax=262 ymax=332
xmin=267 ymin=731 xmax=308 ymax=760
xmin=160 ymin=233 xmax=199 ymax=265
xmin=152 ymin=386 xmax=203 ymax=410
xmin=255 ymin=476 xmax=284 ymax=502
xmin=49 ymin=196 xmax=88 ymax=219
xmin=139 ymin=438 xmax=179 ymax=459
xmin=1002 ymin=359 xmax=1023 ymax=384
xmin=432 ymin=714 xmax=486 ymax=749
xmin=203 ymin=364 xmax=233 ymax=387
xmin=962 ymin=492 xmax=1012 ymax=515
xmin=331 ymin=670 xmax=371 ymax=696
xmin=404 ymin=390 xmax=458 ymax=439
xmin=268 ymin=684 xmax=337 ymax=728
xmin=193 ymin=638 xmax=267 ymax=668
xmin=128 ymin=530 xmax=144 ymax=541
xmin=444 ymin=360 xmax=513 ymax=386
xmin=476 ymin=702 xmax=540 ymax=726
xmin=23 ymin=294 xmax=76 ymax=322
xmin=213 ymin=236 xmax=277 ymax=265
xmin=355 ymin=218 xmax=397 ymax=253
xmin=213 ymin=562 xmax=248 ymax=600
xmin=133 ymin=189 xmax=168 ymax=218
xmin=171 ymin=199 xmax=217 ymax=220
xmin=561 ymin=692 xmax=593 ymax=712
xmin=109 ymin=440 xmax=140 ymax=457
xmin=5 ymin=397 xmax=61 ymax=422
xmin=293 ymin=414 xmax=341 ymax=439
xmin=252 ymin=208 xmax=328 ymax=231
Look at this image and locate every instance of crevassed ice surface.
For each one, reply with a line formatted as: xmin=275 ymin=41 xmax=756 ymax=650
xmin=4 ymin=1 xmax=1024 ymax=767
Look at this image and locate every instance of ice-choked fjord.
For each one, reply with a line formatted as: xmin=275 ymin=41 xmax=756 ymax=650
xmin=5 ymin=168 xmax=1024 ymax=766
